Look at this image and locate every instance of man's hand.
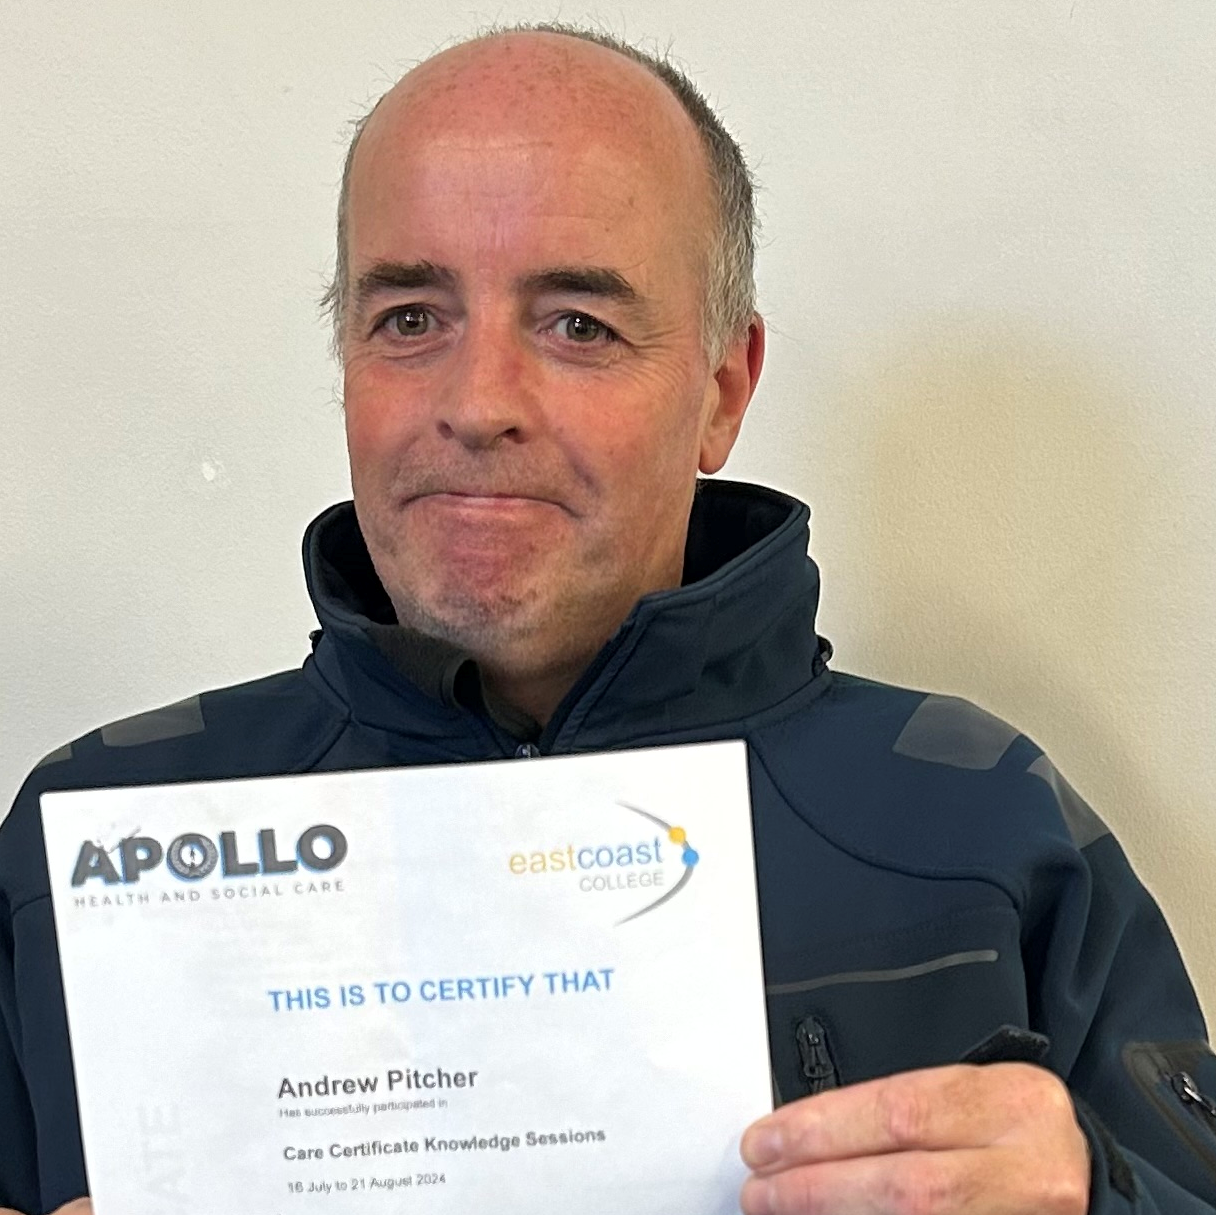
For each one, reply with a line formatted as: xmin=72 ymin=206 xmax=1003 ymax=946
xmin=0 ymin=1201 xmax=91 ymax=1215
xmin=739 ymin=1063 xmax=1090 ymax=1215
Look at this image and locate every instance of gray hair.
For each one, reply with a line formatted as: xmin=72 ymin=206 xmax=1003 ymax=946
xmin=320 ymin=23 xmax=758 ymax=366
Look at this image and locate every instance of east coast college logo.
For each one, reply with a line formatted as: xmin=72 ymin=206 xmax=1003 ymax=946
xmin=508 ymin=802 xmax=701 ymax=925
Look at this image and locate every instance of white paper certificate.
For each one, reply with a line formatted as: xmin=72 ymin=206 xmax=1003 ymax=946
xmin=42 ymin=740 xmax=771 ymax=1215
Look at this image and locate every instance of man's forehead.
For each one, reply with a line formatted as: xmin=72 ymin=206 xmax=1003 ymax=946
xmin=349 ymin=132 xmax=671 ymax=273
xmin=345 ymin=34 xmax=714 ymax=282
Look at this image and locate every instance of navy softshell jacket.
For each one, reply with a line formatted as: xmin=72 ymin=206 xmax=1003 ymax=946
xmin=3 ymin=481 xmax=1216 ymax=1213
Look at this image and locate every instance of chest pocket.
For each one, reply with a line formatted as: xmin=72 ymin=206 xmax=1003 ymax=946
xmin=1124 ymin=1041 xmax=1216 ymax=1189
xmin=766 ymin=905 xmax=1026 ymax=1104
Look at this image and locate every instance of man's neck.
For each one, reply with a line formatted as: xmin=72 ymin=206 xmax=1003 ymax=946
xmin=480 ymin=656 xmax=592 ymax=732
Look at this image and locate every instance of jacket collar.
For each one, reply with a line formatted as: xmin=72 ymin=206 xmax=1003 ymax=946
xmin=302 ymin=479 xmax=831 ymax=754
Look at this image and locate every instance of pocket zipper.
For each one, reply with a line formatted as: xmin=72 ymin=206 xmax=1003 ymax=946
xmin=1124 ymin=1042 xmax=1216 ymax=1184
xmin=794 ymin=1015 xmax=839 ymax=1095
xmin=1172 ymin=1071 xmax=1216 ymax=1133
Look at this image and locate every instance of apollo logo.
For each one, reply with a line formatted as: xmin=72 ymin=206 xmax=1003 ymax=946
xmin=70 ymin=824 xmax=348 ymax=887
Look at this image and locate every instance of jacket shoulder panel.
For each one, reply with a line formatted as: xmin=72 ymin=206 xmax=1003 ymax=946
xmin=748 ymin=672 xmax=1086 ymax=905
xmin=2 ymin=667 xmax=347 ymax=911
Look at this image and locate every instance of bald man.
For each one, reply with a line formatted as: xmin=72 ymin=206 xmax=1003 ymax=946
xmin=4 ymin=25 xmax=1215 ymax=1215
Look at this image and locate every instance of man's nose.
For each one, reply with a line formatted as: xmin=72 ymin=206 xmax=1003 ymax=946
xmin=435 ymin=324 xmax=537 ymax=449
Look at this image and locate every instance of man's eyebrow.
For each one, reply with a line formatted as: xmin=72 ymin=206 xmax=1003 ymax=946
xmin=518 ymin=267 xmax=643 ymax=306
xmin=351 ymin=261 xmax=457 ymax=311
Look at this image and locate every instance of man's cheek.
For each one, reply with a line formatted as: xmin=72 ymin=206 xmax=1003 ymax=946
xmin=345 ymin=411 xmax=402 ymax=462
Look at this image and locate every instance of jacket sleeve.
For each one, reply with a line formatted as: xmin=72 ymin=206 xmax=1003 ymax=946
xmin=1 ymin=766 xmax=90 ymax=1215
xmin=0 ymin=886 xmax=41 ymax=1214
xmin=1022 ymin=762 xmax=1216 ymax=1213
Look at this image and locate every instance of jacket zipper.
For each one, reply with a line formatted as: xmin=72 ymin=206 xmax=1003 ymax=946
xmin=794 ymin=1015 xmax=839 ymax=1095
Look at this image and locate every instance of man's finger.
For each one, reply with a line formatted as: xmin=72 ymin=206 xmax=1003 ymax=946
xmin=738 ymin=1145 xmax=1075 ymax=1215
xmin=741 ymin=1063 xmax=1070 ymax=1172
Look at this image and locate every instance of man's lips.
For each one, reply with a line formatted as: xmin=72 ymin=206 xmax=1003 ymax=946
xmin=403 ymin=491 xmax=564 ymax=510
xmin=404 ymin=490 xmax=570 ymax=515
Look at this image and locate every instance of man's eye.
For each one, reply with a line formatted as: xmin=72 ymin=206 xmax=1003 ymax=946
xmin=385 ymin=306 xmax=431 ymax=336
xmin=555 ymin=313 xmax=614 ymax=343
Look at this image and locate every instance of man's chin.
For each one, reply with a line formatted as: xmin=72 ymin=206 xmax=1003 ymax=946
xmin=391 ymin=587 xmax=544 ymax=657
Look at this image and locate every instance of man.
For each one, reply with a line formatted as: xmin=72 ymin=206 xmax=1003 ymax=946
xmin=2 ymin=23 xmax=1215 ymax=1215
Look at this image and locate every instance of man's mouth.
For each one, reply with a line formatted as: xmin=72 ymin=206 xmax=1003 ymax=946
xmin=406 ymin=489 xmax=571 ymax=515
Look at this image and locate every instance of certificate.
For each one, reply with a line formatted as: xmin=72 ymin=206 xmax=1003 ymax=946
xmin=42 ymin=741 xmax=771 ymax=1215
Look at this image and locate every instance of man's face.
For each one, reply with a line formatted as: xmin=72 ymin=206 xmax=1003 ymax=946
xmin=341 ymin=35 xmax=757 ymax=708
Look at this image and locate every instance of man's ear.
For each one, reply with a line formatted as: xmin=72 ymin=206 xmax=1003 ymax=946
xmin=699 ymin=315 xmax=765 ymax=475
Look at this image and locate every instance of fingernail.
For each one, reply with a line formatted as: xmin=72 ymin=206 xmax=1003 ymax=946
xmin=740 ymin=1176 xmax=774 ymax=1215
xmin=740 ymin=1123 xmax=783 ymax=1168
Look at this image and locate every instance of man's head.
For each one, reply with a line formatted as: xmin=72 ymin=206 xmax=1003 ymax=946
xmin=327 ymin=26 xmax=765 ymax=723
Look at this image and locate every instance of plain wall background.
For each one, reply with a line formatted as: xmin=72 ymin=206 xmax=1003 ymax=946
xmin=3 ymin=1 xmax=1215 ymax=1016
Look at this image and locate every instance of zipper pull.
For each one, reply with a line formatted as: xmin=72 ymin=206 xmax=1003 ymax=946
xmin=794 ymin=1015 xmax=839 ymax=1095
xmin=1171 ymin=1071 xmax=1216 ymax=1123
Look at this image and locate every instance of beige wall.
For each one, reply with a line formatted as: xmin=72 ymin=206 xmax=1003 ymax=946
xmin=4 ymin=1 xmax=1214 ymax=1016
